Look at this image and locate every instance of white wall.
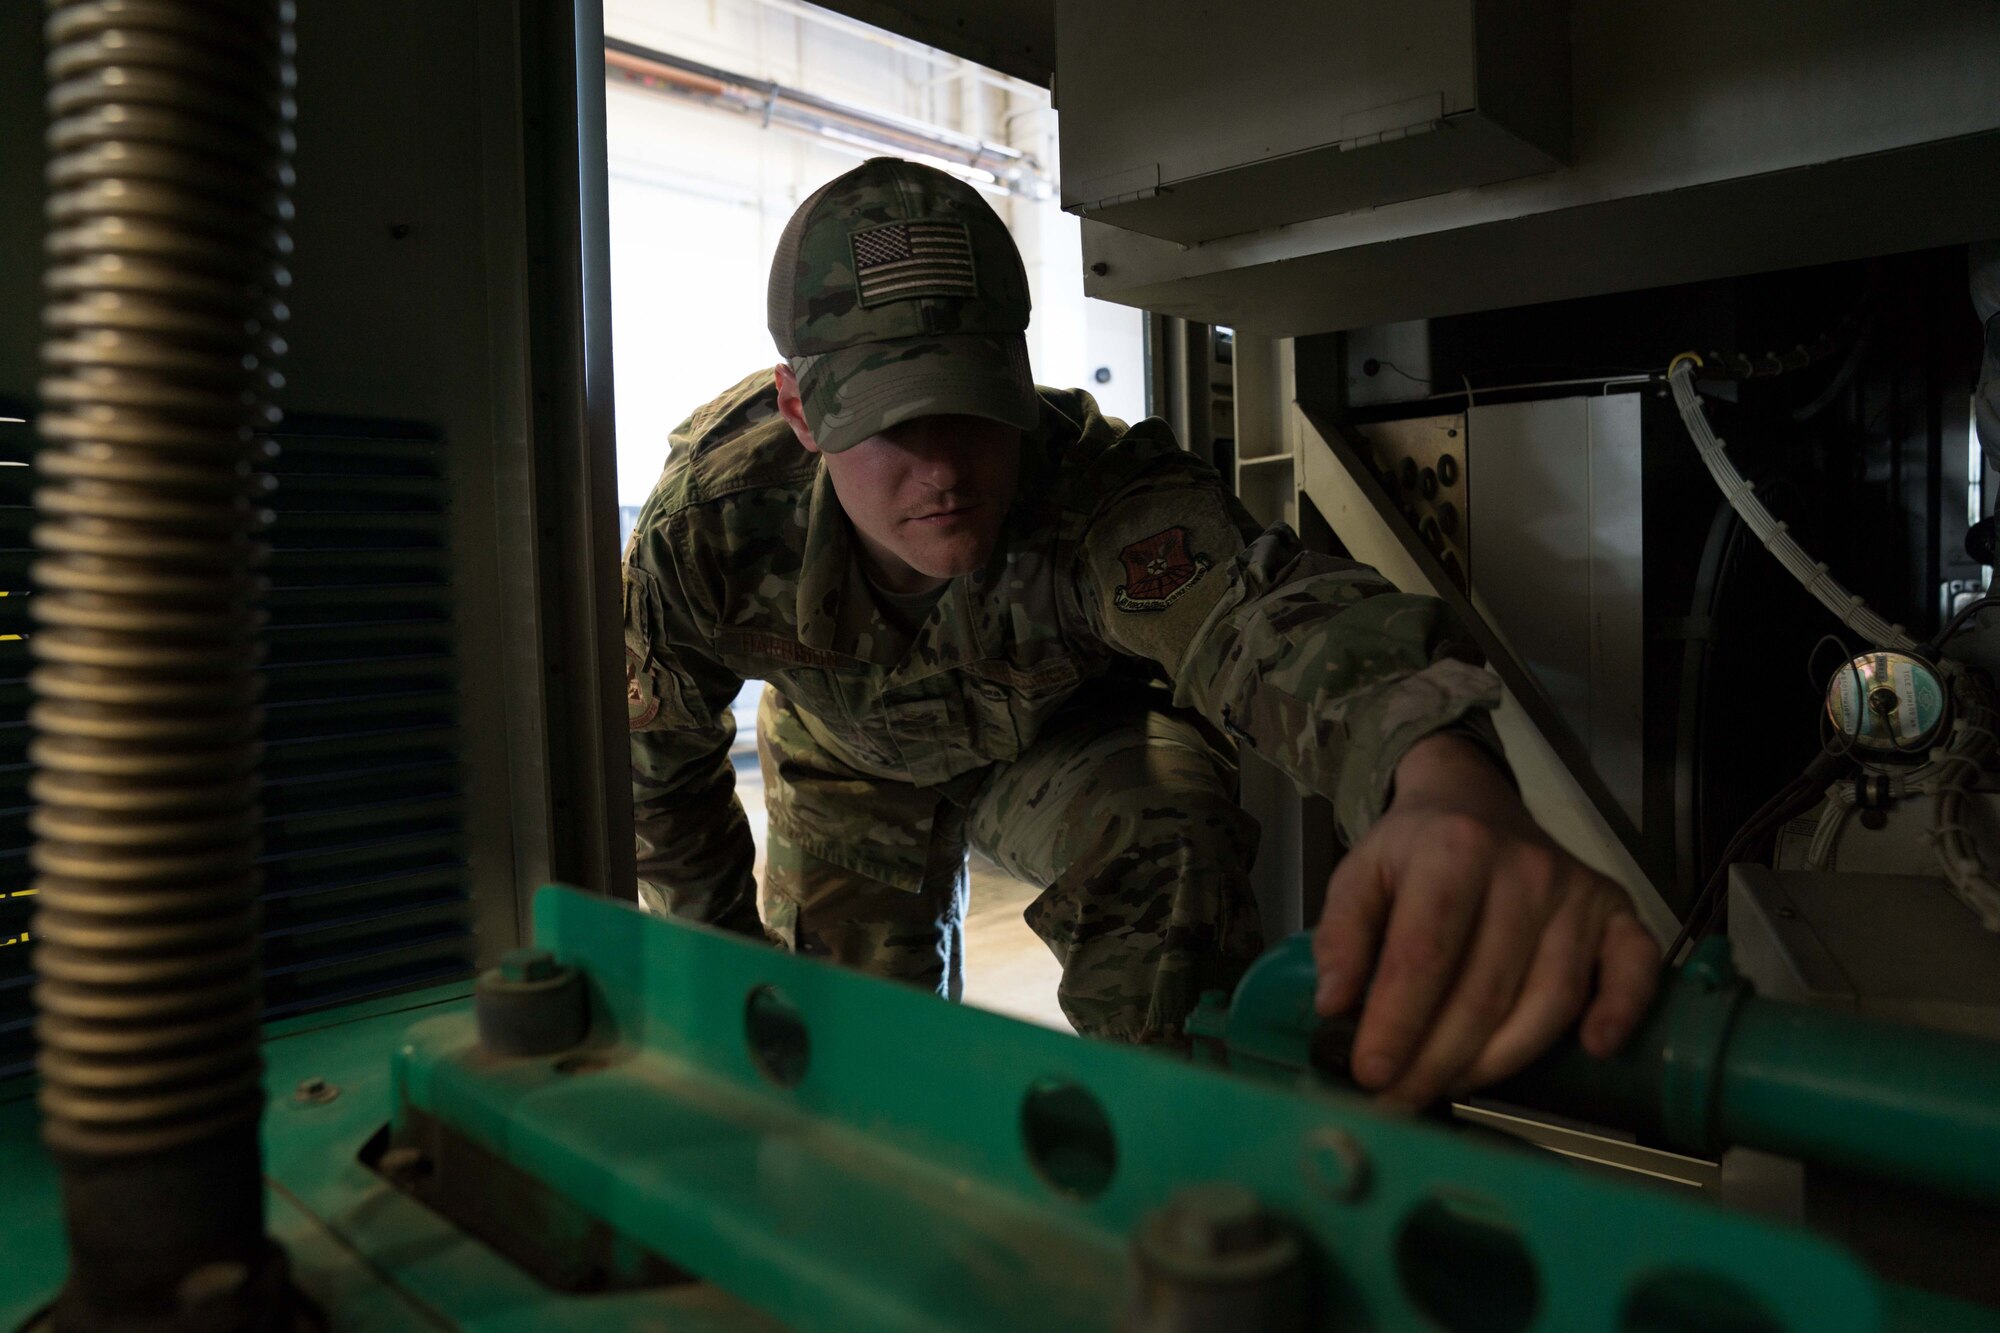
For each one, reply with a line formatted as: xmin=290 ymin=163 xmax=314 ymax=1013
xmin=603 ymin=0 xmax=1145 ymax=505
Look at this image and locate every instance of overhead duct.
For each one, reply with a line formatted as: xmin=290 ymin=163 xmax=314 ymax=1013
xmin=603 ymin=36 xmax=1052 ymax=200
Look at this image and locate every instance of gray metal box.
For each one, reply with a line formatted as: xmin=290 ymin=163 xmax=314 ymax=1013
xmin=1055 ymin=0 xmax=1568 ymax=245
xmin=1729 ymin=865 xmax=2000 ymax=1041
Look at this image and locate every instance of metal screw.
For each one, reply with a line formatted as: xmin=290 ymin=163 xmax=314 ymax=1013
xmin=1303 ymin=1127 xmax=1371 ymax=1202
xmin=293 ymin=1076 xmax=338 ymax=1105
xmin=499 ymin=947 xmax=558 ymax=983
xmin=1089 ymin=261 xmax=1109 ymax=276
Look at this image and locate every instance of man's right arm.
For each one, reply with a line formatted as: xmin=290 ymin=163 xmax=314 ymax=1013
xmin=623 ymin=536 xmax=760 ymax=934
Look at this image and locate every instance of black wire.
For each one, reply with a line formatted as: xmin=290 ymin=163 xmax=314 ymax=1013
xmin=1666 ymin=743 xmax=1852 ymax=965
xmin=1370 ymin=359 xmax=1432 ymax=387
xmin=1668 ymin=781 xmax=1820 ymax=965
xmin=1809 ymin=632 xmax=1871 ymax=761
xmin=1930 ymin=595 xmax=2000 ymax=655
xmin=1791 ymin=326 xmax=1872 ymax=422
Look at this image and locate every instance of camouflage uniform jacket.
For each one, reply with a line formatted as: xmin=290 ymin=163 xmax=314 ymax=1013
xmin=623 ymin=371 xmax=1503 ymax=908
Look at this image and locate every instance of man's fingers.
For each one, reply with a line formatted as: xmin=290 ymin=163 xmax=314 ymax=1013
xmin=1377 ymin=877 xmax=1545 ymax=1109
xmin=1452 ymin=888 xmax=1598 ymax=1091
xmin=1347 ymin=828 xmax=1490 ymax=1089
xmin=1581 ymin=912 xmax=1661 ymax=1056
xmin=1314 ymin=843 xmax=1389 ymax=1016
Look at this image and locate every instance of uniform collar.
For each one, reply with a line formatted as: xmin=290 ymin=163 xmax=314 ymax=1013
xmin=795 ymin=462 xmax=851 ymax=652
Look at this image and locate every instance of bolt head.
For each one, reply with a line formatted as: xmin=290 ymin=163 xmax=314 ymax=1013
xmin=1303 ymin=1127 xmax=1371 ymax=1202
xmin=1164 ymin=1183 xmax=1272 ymax=1258
xmin=293 ymin=1076 xmax=338 ymax=1105
xmin=499 ymin=947 xmax=557 ymax=983
xmin=1133 ymin=1183 xmax=1303 ymax=1290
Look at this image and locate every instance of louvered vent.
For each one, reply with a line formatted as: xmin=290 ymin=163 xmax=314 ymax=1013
xmin=0 ymin=414 xmax=473 ymax=1079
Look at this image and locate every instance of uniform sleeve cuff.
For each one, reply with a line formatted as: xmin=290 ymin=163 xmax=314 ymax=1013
xmin=1332 ymin=659 xmax=1505 ymax=844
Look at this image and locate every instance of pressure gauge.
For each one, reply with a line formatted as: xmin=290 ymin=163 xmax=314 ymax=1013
xmin=1824 ymin=651 xmax=1948 ymax=756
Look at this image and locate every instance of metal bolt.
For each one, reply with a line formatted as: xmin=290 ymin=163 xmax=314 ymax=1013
xmin=1162 ymin=1183 xmax=1275 ymax=1259
xmin=1131 ymin=1185 xmax=1307 ymax=1329
xmin=499 ymin=947 xmax=557 ymax=983
xmin=293 ymin=1076 xmax=338 ymax=1105
xmin=1089 ymin=260 xmax=1109 ymax=276
xmin=1303 ymin=1127 xmax=1371 ymax=1202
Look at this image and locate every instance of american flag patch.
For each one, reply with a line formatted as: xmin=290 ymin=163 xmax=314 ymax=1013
xmin=850 ymin=220 xmax=978 ymax=307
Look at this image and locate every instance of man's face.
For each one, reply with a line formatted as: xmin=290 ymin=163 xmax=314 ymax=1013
xmin=776 ymin=367 xmax=1021 ymax=594
xmin=823 ymin=415 xmax=1021 ymax=592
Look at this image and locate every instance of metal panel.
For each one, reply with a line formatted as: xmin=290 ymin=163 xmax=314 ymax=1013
xmin=1056 ymin=0 xmax=1566 ymax=244
xmin=809 ymin=0 xmax=1054 ymax=87
xmin=0 ymin=418 xmax=476 ymax=1081
xmin=1350 ymin=414 xmax=1469 ymax=593
xmin=1729 ymin=865 xmax=2000 ymax=1041
xmin=1079 ymin=2 xmax=2000 ymax=333
xmin=1294 ymin=404 xmax=1675 ymax=939
xmin=1468 ymin=396 xmax=1645 ymax=829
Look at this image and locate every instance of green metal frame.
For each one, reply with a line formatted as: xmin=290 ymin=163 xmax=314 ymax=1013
xmin=2 ymin=886 xmax=1995 ymax=1329
xmin=379 ymin=887 xmax=1995 ymax=1331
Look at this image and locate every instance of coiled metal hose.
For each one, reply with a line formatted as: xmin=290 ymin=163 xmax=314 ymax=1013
xmin=33 ymin=0 xmax=297 ymax=1324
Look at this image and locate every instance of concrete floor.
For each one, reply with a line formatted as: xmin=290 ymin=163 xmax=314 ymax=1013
xmin=730 ymin=683 xmax=1071 ymax=1033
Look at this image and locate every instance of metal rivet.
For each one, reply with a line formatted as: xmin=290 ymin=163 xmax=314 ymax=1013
xmin=1303 ymin=1127 xmax=1371 ymax=1202
xmin=1090 ymin=261 xmax=1109 ymax=276
xmin=293 ymin=1076 xmax=338 ymax=1105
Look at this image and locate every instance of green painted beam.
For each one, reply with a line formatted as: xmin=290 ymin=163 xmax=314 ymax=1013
xmin=376 ymin=886 xmax=1991 ymax=1332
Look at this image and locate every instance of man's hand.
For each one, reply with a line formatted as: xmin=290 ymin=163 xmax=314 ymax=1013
xmin=1312 ymin=732 xmax=1660 ymax=1109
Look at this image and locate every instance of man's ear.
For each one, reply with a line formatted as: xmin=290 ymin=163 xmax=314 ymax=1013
xmin=773 ymin=364 xmax=821 ymax=454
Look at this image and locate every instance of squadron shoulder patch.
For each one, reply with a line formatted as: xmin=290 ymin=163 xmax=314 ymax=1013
xmin=1113 ymin=526 xmax=1211 ymax=612
xmin=626 ymin=645 xmax=661 ymax=730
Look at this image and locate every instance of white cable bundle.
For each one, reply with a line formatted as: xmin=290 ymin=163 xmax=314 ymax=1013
xmin=1668 ymin=356 xmax=1920 ymax=654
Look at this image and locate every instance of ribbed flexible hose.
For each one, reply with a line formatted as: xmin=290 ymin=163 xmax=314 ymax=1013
xmin=1667 ymin=354 xmax=1919 ymax=654
xmin=36 ymin=0 xmax=294 ymax=1164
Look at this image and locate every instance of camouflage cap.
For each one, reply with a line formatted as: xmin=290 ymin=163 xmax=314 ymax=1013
xmin=768 ymin=157 xmax=1038 ymax=453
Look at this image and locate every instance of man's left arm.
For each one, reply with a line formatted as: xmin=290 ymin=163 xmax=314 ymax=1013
xmin=1073 ymin=460 xmax=1659 ymax=1107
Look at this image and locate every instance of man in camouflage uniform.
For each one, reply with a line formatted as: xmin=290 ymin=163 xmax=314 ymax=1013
xmin=625 ymin=158 xmax=1659 ymax=1106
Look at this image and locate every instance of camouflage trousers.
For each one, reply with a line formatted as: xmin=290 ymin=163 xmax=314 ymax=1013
xmin=756 ymin=680 xmax=1266 ymax=1045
